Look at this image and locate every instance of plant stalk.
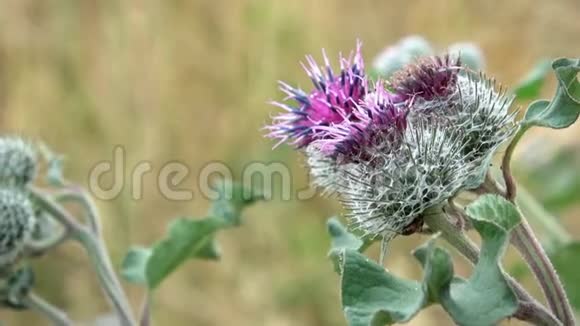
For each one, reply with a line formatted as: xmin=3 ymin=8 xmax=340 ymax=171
xmin=501 ymin=126 xmax=528 ymax=201
xmin=511 ymin=216 xmax=576 ymax=325
xmin=501 ymin=129 xmax=576 ymax=325
xmin=24 ymin=292 xmax=73 ymax=326
xmin=28 ymin=187 xmax=137 ymax=326
xmin=423 ymin=209 xmax=562 ymax=326
xmin=54 ymin=186 xmax=102 ymax=235
xmin=516 ymin=186 xmax=572 ymax=249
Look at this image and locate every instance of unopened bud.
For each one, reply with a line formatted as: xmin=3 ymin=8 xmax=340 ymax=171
xmin=0 ymin=137 xmax=37 ymax=187
xmin=0 ymin=188 xmax=36 ymax=266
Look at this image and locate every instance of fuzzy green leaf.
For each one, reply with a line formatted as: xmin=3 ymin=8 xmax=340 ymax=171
xmin=121 ymin=247 xmax=151 ymax=285
xmin=330 ymin=195 xmax=521 ymax=326
xmin=412 ymin=239 xmax=454 ymax=303
xmin=121 ymin=180 xmax=261 ymax=289
xmin=466 ymin=194 xmax=521 ymax=230
xmin=513 ymin=59 xmax=551 ymax=100
xmin=194 ymin=239 xmax=221 ymax=260
xmin=550 ymin=242 xmax=580 ymax=311
xmin=144 ymin=217 xmax=225 ymax=289
xmin=209 ymin=180 xmax=264 ymax=227
xmin=327 ymin=217 xmax=364 ymax=251
xmin=523 ymin=58 xmax=580 ymax=129
xmin=122 ymin=217 xmax=225 ymax=289
xmin=326 ymin=218 xmax=377 ymax=274
xmin=338 ymin=249 xmax=426 ymax=326
xmin=442 ymin=194 xmax=521 ymax=326
xmin=331 ymin=237 xmax=454 ymax=326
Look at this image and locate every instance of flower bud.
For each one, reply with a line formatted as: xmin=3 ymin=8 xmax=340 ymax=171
xmin=448 ymin=42 xmax=486 ymax=71
xmin=0 ymin=188 xmax=36 ymax=266
xmin=373 ymin=35 xmax=433 ymax=78
xmin=0 ymin=137 xmax=37 ymax=187
xmin=398 ymin=35 xmax=433 ymax=58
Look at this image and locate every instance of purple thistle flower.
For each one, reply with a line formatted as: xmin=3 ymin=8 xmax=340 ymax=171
xmin=266 ymin=42 xmax=367 ymax=148
xmin=313 ymin=81 xmax=408 ymax=163
xmin=391 ymin=54 xmax=462 ymax=101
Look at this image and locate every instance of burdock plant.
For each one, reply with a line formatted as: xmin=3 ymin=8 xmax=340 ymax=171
xmin=267 ymin=40 xmax=580 ymax=325
xmin=0 ymin=140 xmax=263 ymax=324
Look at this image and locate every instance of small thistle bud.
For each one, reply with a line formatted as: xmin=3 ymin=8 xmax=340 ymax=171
xmin=0 ymin=137 xmax=37 ymax=187
xmin=373 ymin=35 xmax=434 ymax=77
xmin=398 ymin=35 xmax=434 ymax=58
xmin=0 ymin=188 xmax=36 ymax=266
xmin=448 ymin=42 xmax=485 ymax=71
xmin=266 ymin=42 xmax=368 ymax=148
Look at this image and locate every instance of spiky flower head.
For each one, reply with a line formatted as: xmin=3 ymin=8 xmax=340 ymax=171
xmin=0 ymin=188 xmax=36 ymax=266
xmin=313 ymin=82 xmax=408 ymax=163
xmin=402 ymin=59 xmax=516 ymax=188
xmin=339 ymin=122 xmax=470 ymax=240
xmin=266 ymin=45 xmax=515 ymax=244
xmin=266 ymin=42 xmax=367 ymax=148
xmin=392 ymin=54 xmax=461 ymax=101
xmin=0 ymin=137 xmax=37 ymax=187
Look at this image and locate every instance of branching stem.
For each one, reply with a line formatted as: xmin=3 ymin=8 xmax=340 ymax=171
xmin=423 ymin=208 xmax=562 ymax=326
xmin=24 ymin=292 xmax=73 ymax=326
xmin=28 ymin=186 xmax=137 ymax=326
xmin=500 ymin=128 xmax=576 ymax=325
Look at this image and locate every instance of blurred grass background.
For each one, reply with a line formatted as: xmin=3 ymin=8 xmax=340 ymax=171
xmin=1 ymin=0 xmax=579 ymax=325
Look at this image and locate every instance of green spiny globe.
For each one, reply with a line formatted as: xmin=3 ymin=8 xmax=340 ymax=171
xmin=0 ymin=188 xmax=36 ymax=266
xmin=0 ymin=137 xmax=37 ymax=187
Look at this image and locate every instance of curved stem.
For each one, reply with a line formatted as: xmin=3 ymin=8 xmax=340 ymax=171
xmin=501 ymin=126 xmax=528 ymax=201
xmin=28 ymin=187 xmax=85 ymax=234
xmin=516 ymin=186 xmax=572 ymax=248
xmin=28 ymin=187 xmax=137 ymax=326
xmin=53 ymin=186 xmax=102 ymax=235
xmin=25 ymin=227 xmax=69 ymax=257
xmin=423 ymin=209 xmax=562 ymax=326
xmin=511 ymin=216 xmax=576 ymax=326
xmin=500 ymin=128 xmax=576 ymax=325
xmin=24 ymin=292 xmax=73 ymax=326
xmin=75 ymin=231 xmax=136 ymax=326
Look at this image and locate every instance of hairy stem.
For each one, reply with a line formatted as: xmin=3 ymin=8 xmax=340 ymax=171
xmin=516 ymin=186 xmax=572 ymax=249
xmin=500 ymin=129 xmax=576 ymax=325
xmin=28 ymin=187 xmax=137 ymax=326
xmin=423 ymin=209 xmax=562 ymax=326
xmin=501 ymin=126 xmax=528 ymax=201
xmin=24 ymin=292 xmax=73 ymax=326
xmin=511 ymin=216 xmax=576 ymax=326
xmin=29 ymin=187 xmax=85 ymax=233
xmin=25 ymin=227 xmax=69 ymax=257
xmin=54 ymin=186 xmax=102 ymax=235
xmin=139 ymin=292 xmax=152 ymax=326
